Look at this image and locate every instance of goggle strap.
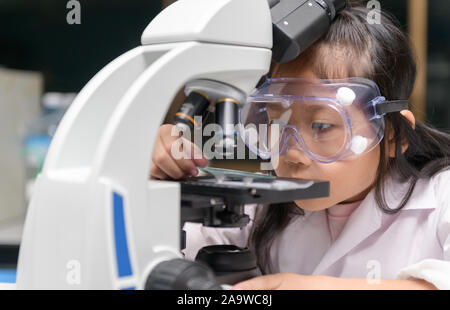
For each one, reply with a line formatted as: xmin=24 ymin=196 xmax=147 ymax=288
xmin=375 ymin=100 xmax=409 ymax=115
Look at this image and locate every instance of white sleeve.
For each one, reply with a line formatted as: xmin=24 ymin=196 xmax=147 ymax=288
xmin=181 ymin=204 xmax=259 ymax=261
xmin=396 ymin=171 xmax=450 ymax=290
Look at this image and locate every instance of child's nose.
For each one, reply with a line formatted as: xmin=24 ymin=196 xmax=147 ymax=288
xmin=284 ymin=146 xmax=313 ymax=167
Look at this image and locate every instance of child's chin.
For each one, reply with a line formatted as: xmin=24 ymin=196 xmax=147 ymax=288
xmin=294 ymin=198 xmax=333 ymax=212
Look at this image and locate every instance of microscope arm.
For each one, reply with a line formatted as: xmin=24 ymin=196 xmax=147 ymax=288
xmin=17 ymin=0 xmax=272 ymax=290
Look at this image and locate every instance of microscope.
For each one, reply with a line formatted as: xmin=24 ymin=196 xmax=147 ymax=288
xmin=16 ymin=0 xmax=346 ymax=289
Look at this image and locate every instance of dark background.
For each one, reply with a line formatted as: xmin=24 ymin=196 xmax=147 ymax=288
xmin=0 ymin=0 xmax=161 ymax=92
xmin=0 ymin=0 xmax=449 ymax=129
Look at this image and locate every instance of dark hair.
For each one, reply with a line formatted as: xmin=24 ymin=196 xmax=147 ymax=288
xmin=249 ymin=1 xmax=450 ymax=274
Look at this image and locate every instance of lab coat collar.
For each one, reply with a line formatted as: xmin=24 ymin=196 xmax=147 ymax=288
xmin=380 ymin=172 xmax=437 ymax=212
xmin=311 ymin=172 xmax=437 ymax=274
xmin=312 ymin=189 xmax=382 ymax=274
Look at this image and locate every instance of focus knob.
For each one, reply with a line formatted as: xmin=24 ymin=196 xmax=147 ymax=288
xmin=145 ymin=258 xmax=222 ymax=290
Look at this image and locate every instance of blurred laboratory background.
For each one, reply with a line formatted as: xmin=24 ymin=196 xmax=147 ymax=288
xmin=0 ymin=0 xmax=449 ymax=282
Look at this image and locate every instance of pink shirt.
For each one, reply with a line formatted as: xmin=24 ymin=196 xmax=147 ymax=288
xmin=326 ymin=201 xmax=362 ymax=243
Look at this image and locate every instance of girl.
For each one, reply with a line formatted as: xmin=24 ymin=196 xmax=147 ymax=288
xmin=150 ymin=2 xmax=450 ymax=290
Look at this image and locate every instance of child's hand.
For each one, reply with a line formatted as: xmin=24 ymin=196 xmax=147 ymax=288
xmin=231 ymin=273 xmax=438 ymax=290
xmin=150 ymin=124 xmax=208 ymax=179
xmin=232 ymin=273 xmax=335 ymax=290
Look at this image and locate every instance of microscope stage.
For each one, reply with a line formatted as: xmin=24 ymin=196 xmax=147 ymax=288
xmin=178 ymin=174 xmax=329 ymax=206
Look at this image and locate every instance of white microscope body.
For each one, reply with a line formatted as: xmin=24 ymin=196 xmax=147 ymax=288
xmin=16 ymin=0 xmax=272 ymax=289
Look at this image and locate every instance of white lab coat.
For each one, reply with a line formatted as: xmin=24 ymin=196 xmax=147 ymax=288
xmin=182 ymin=168 xmax=450 ymax=289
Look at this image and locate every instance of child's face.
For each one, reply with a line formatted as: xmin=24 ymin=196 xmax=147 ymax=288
xmin=274 ymin=145 xmax=380 ymax=211
xmin=272 ymin=67 xmax=380 ymax=211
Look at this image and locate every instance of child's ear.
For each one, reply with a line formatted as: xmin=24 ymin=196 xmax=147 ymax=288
xmin=387 ymin=110 xmax=416 ymax=158
xmin=400 ymin=110 xmax=416 ymax=129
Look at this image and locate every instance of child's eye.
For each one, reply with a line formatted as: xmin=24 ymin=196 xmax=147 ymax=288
xmin=312 ymin=122 xmax=333 ymax=132
xmin=311 ymin=122 xmax=336 ymax=141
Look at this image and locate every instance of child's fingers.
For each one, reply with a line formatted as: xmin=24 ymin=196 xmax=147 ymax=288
xmin=188 ymin=138 xmax=209 ymax=167
xmin=150 ymin=164 xmax=169 ymax=180
xmin=160 ymin=129 xmax=208 ymax=173
xmin=152 ymin=127 xmax=193 ymax=178
xmin=153 ymin=124 xmax=209 ymax=179
xmin=232 ymin=274 xmax=284 ymax=290
xmin=152 ymin=144 xmax=186 ymax=179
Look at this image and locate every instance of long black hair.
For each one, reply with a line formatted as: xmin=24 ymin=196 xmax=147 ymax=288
xmin=249 ymin=1 xmax=450 ymax=274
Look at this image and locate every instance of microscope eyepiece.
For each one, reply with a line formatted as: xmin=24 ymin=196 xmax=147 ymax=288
xmin=270 ymin=0 xmax=348 ymax=63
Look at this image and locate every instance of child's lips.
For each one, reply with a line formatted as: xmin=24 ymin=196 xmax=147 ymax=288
xmin=283 ymin=173 xmax=313 ymax=180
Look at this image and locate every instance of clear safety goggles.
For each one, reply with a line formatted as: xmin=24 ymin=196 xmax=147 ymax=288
xmin=239 ymin=77 xmax=408 ymax=163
